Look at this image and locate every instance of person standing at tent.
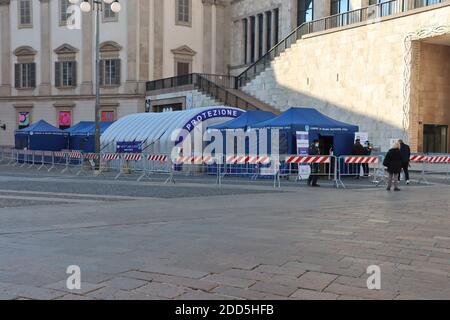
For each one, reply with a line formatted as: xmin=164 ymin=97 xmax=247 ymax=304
xmin=383 ymin=142 xmax=402 ymax=191
xmin=362 ymin=140 xmax=373 ymax=177
xmin=308 ymin=139 xmax=320 ymax=187
xmin=352 ymin=139 xmax=365 ymax=179
xmin=398 ymin=139 xmax=411 ymax=185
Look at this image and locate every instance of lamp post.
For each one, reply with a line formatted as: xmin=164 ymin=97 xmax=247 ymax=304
xmin=69 ymin=0 xmax=121 ymax=172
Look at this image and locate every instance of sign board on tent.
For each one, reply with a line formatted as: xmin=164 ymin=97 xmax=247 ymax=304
xmin=296 ymin=131 xmax=311 ymax=179
xmin=296 ymin=131 xmax=309 ymax=155
xmin=117 ymin=141 xmax=143 ymax=153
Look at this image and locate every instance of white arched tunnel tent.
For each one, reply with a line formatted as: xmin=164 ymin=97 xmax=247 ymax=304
xmin=101 ymin=106 xmax=245 ymax=155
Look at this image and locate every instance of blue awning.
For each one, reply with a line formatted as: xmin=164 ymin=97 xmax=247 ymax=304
xmin=15 ymin=120 xmax=68 ymax=136
xmin=208 ymin=111 xmax=276 ymax=131
xmin=65 ymin=121 xmax=114 ymax=136
xmin=250 ymin=107 xmax=359 ymax=133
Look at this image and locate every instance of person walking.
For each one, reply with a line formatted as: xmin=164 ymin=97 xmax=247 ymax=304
xmin=352 ymin=139 xmax=365 ymax=179
xmin=383 ymin=141 xmax=403 ymax=191
xmin=308 ymin=139 xmax=320 ymax=187
xmin=398 ymin=139 xmax=411 ymax=185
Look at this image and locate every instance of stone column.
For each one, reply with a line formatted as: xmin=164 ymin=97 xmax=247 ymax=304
xmin=202 ymin=0 xmax=213 ymax=74
xmin=0 ymin=0 xmax=11 ymax=96
xmin=138 ymin=0 xmax=150 ymax=89
xmin=246 ymin=17 xmax=251 ymax=64
xmin=125 ymin=0 xmax=138 ymax=93
xmin=254 ymin=14 xmax=260 ymax=61
xmin=153 ymin=0 xmax=164 ymax=79
xmin=39 ymin=0 xmax=51 ymax=95
xmin=80 ymin=9 xmax=93 ymax=95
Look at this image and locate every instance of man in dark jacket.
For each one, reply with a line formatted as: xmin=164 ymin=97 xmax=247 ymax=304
xmin=383 ymin=142 xmax=403 ymax=191
xmin=352 ymin=139 xmax=365 ymax=179
xmin=308 ymin=139 xmax=320 ymax=187
xmin=398 ymin=139 xmax=411 ymax=184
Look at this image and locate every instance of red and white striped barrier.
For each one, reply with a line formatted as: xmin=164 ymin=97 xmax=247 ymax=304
xmin=84 ymin=153 xmax=99 ymax=160
xmin=103 ymin=153 xmax=120 ymax=161
xmin=225 ymin=155 xmax=271 ymax=164
xmin=176 ymin=156 xmax=216 ymax=164
xmin=123 ymin=154 xmax=142 ymax=161
xmin=344 ymin=156 xmax=379 ymax=164
xmin=426 ymin=156 xmax=450 ymax=163
xmin=410 ymin=155 xmax=426 ymax=162
xmin=147 ymin=154 xmax=168 ymax=162
xmin=54 ymin=151 xmax=66 ymax=157
xmin=68 ymin=151 xmax=83 ymax=159
xmin=286 ymin=156 xmax=331 ymax=164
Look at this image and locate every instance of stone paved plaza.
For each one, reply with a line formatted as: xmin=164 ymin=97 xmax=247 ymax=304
xmin=0 ymin=164 xmax=449 ymax=300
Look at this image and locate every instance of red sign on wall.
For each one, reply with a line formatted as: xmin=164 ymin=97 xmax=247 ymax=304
xmin=101 ymin=111 xmax=115 ymax=122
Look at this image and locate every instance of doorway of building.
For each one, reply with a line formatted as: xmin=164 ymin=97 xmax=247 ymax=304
xmin=318 ymin=135 xmax=334 ymax=155
xmin=423 ymin=124 xmax=448 ymax=153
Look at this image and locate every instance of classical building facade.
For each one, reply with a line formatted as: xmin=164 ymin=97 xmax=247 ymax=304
xmin=0 ymin=0 xmax=234 ymax=146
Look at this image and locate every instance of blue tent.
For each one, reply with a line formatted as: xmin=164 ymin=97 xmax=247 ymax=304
xmin=207 ymin=111 xmax=276 ymax=157
xmin=251 ymin=107 xmax=359 ymax=156
xmin=65 ymin=121 xmax=114 ymax=152
xmin=208 ymin=111 xmax=276 ymax=131
xmin=15 ymin=120 xmax=68 ymax=151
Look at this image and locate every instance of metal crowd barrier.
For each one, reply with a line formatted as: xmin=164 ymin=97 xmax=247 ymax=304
xmin=282 ymin=155 xmax=336 ymax=186
xmin=335 ymin=155 xmax=385 ymax=188
xmin=410 ymin=154 xmax=450 ymax=184
xmin=4 ymin=149 xmax=450 ymax=188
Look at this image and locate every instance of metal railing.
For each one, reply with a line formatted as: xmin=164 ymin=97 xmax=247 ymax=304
xmin=236 ymin=0 xmax=447 ymax=87
xmin=146 ymin=73 xmax=259 ymax=111
xmin=146 ymin=73 xmax=236 ymax=91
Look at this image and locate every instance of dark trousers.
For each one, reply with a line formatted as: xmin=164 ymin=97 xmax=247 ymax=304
xmin=399 ymin=162 xmax=410 ymax=181
xmin=308 ymin=164 xmax=319 ymax=185
xmin=362 ymin=163 xmax=369 ymax=176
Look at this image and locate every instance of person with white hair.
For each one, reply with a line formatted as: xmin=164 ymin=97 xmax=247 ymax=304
xmin=383 ymin=141 xmax=403 ymax=191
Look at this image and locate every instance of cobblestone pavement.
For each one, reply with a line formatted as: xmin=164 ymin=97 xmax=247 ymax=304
xmin=0 ymin=164 xmax=449 ymax=300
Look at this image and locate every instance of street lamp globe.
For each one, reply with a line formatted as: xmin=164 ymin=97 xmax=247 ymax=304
xmin=110 ymin=0 xmax=121 ymax=13
xmin=80 ymin=0 xmax=91 ymax=12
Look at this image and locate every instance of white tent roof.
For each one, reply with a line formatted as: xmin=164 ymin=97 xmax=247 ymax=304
xmin=101 ymin=106 xmax=244 ymax=154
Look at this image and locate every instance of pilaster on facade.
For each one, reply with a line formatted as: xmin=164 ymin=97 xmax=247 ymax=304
xmin=0 ymin=0 xmax=11 ymax=96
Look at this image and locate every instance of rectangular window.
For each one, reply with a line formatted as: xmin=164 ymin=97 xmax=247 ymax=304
xmin=243 ymin=19 xmax=248 ymax=64
xmin=258 ymin=14 xmax=264 ymax=58
xmin=101 ymin=111 xmax=115 ymax=122
xmin=103 ymin=3 xmax=117 ymax=21
xmin=100 ymin=59 xmax=121 ymax=86
xmin=60 ymin=0 xmax=71 ymax=25
xmin=55 ymin=61 xmax=77 ymax=87
xmin=18 ymin=112 xmax=31 ymax=129
xmin=250 ymin=16 xmax=256 ymax=63
xmin=176 ymin=62 xmax=190 ymax=76
xmin=274 ymin=9 xmax=279 ymax=44
xmin=19 ymin=0 xmax=32 ymax=27
xmin=15 ymin=63 xmax=36 ymax=89
xmin=298 ymin=0 xmax=314 ymax=26
xmin=58 ymin=111 xmax=72 ymax=130
xmin=266 ymin=11 xmax=272 ymax=50
xmin=176 ymin=0 xmax=191 ymax=26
